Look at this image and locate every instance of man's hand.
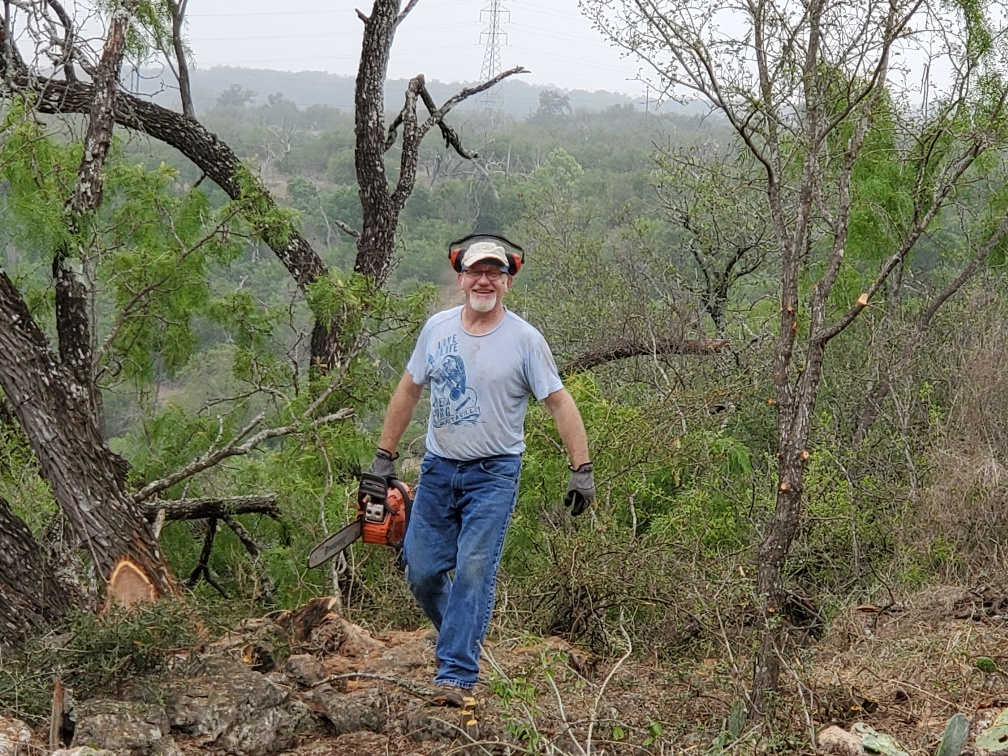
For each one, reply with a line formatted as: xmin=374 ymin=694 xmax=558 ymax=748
xmin=368 ymin=448 xmax=398 ymax=479
xmin=564 ymin=462 xmax=595 ymax=516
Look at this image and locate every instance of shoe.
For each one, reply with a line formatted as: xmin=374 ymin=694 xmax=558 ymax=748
xmin=430 ymin=684 xmax=469 ymax=708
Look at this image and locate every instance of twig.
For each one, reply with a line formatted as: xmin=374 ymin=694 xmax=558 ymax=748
xmin=133 ymin=408 xmax=353 ymax=502
xmin=310 ymin=671 xmax=431 ymax=699
xmin=542 ymin=657 xmax=587 ymax=756
xmin=586 ymin=619 xmax=632 ymax=756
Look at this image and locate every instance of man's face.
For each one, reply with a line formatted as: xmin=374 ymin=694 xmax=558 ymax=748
xmin=459 ymin=262 xmax=511 ymax=313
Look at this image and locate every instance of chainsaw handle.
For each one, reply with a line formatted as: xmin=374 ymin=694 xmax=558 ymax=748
xmin=388 ymin=479 xmax=412 ymax=526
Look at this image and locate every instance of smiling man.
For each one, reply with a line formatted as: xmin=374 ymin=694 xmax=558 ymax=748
xmin=367 ymin=232 xmax=595 ymax=707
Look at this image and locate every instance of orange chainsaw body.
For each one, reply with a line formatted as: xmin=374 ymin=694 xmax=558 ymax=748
xmin=307 ymin=472 xmax=413 ymax=569
xmin=359 ymin=476 xmax=412 ymax=547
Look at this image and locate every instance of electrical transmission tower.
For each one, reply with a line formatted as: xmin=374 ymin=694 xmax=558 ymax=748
xmin=479 ymin=0 xmax=508 ymax=117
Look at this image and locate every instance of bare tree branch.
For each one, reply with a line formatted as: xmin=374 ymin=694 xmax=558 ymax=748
xmin=562 ymin=337 xmax=728 ymax=374
xmin=133 ymin=408 xmax=353 ymax=503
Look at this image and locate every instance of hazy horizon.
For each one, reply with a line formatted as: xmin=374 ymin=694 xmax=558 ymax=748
xmin=185 ymin=0 xmax=653 ymax=99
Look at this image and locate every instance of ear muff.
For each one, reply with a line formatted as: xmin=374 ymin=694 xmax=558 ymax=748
xmin=449 ymin=246 xmax=465 ymax=273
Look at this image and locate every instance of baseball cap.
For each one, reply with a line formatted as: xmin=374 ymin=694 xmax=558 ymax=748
xmin=460 ymin=241 xmax=509 ymax=270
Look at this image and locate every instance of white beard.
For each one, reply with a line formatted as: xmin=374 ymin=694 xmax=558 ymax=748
xmin=469 ymin=291 xmax=497 ymax=313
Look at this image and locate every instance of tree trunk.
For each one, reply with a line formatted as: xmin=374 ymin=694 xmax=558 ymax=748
xmin=54 ymin=0 xmax=135 ymax=430
xmin=354 ymin=0 xmax=400 ymax=288
xmin=0 ymin=495 xmax=74 ymax=649
xmin=0 ymin=270 xmax=179 ymax=598
xmin=752 ymin=471 xmax=803 ymax=710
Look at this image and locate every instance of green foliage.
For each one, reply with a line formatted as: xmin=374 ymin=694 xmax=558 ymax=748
xmin=0 ymin=110 xmax=77 ymax=256
xmin=100 ymin=162 xmax=247 ymax=381
xmin=488 ymin=670 xmax=547 ymax=749
xmin=974 ymin=656 xmax=998 ymax=674
xmin=0 ymin=425 xmax=56 ymax=533
xmin=119 ymin=1 xmax=186 ymax=64
xmin=0 ymin=600 xmax=203 ymax=728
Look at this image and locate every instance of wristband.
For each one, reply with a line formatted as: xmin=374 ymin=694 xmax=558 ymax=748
xmin=376 ymin=447 xmax=400 ymax=461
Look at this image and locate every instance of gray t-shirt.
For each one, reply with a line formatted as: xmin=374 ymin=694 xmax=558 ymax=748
xmin=406 ymin=306 xmax=564 ymax=460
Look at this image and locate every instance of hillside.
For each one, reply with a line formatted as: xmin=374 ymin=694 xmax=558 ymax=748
xmin=138 ymin=65 xmax=697 ymax=118
xmin=1 ymin=585 xmax=1007 ymax=754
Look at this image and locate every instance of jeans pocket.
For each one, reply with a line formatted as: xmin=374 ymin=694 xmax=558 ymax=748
xmin=420 ymin=454 xmax=438 ymax=477
xmin=479 ymin=456 xmax=522 ymax=482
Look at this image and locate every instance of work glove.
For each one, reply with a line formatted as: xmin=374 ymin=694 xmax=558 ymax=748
xmin=368 ymin=447 xmax=398 ymax=480
xmin=564 ymin=462 xmax=595 ymax=517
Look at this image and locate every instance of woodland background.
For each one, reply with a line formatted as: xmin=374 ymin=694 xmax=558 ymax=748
xmin=2 ymin=0 xmax=1008 ymax=752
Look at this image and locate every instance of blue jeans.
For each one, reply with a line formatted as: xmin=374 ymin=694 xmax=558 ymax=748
xmin=403 ymin=453 xmax=522 ymax=689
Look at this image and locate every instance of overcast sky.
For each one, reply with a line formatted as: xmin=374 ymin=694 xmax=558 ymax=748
xmin=184 ymin=0 xmax=651 ymax=98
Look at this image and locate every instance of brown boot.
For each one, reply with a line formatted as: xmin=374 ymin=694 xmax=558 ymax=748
xmin=430 ymin=684 xmax=470 ymax=708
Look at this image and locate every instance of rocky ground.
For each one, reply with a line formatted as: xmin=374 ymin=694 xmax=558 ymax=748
xmin=2 ymin=586 xmax=1008 ymax=755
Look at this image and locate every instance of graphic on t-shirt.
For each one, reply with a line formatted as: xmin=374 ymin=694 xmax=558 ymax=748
xmin=430 ymin=353 xmax=480 ymax=427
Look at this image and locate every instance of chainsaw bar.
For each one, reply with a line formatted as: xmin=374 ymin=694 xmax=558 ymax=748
xmin=307 ymin=518 xmax=362 ymax=568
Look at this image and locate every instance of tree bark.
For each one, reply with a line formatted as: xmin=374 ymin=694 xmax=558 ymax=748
xmin=0 ymin=495 xmax=74 ymax=650
xmin=150 ymin=495 xmax=279 ymax=522
xmin=54 ymin=0 xmax=135 ymax=430
xmin=0 ymin=269 xmax=179 ymax=598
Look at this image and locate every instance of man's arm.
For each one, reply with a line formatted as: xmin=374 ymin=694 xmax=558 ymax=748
xmin=378 ymin=370 xmax=425 ymax=453
xmin=544 ymin=388 xmax=590 ymax=467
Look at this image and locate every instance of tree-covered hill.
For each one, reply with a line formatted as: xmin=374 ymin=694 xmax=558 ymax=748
xmin=138 ymin=64 xmax=710 ymax=119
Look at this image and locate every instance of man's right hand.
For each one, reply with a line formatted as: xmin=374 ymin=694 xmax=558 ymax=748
xmin=368 ymin=448 xmax=398 ymax=479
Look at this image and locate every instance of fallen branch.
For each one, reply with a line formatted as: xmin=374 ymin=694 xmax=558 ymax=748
xmin=562 ymin=337 xmax=728 ymax=373
xmin=223 ymin=515 xmax=262 ymax=558
xmin=146 ymin=495 xmax=279 ymax=522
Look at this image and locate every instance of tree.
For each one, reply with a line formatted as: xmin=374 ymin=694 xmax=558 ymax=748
xmin=0 ymin=0 xmax=181 ymax=609
xmin=0 ymin=0 xmax=524 ymax=646
xmin=586 ymin=0 xmax=1008 ymax=711
xmin=652 ymin=142 xmax=774 ymax=337
xmin=537 ymin=89 xmax=573 ymax=118
xmin=216 ymin=84 xmax=257 ymax=108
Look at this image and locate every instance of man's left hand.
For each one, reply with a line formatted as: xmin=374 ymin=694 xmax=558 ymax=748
xmin=564 ymin=462 xmax=595 ymax=516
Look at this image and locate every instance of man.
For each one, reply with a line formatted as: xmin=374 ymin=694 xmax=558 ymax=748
xmin=368 ymin=232 xmax=595 ymax=707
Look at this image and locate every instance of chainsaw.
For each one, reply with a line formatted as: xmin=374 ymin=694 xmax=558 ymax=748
xmin=307 ymin=472 xmax=412 ymax=569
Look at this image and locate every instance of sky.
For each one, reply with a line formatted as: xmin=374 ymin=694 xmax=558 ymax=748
xmin=183 ymin=0 xmax=653 ymax=99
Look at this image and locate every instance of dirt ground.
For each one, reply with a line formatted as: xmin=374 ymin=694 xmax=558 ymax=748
xmin=204 ymin=584 xmax=1008 ymax=755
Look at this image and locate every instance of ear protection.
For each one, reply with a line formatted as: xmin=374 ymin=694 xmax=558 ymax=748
xmin=448 ymin=232 xmax=526 ymax=276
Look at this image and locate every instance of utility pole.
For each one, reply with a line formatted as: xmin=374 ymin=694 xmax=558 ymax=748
xmin=479 ymin=0 xmax=508 ymax=118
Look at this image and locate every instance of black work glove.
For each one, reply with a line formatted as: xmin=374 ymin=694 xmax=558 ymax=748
xmin=368 ymin=447 xmax=398 ymax=480
xmin=564 ymin=462 xmax=595 ymax=516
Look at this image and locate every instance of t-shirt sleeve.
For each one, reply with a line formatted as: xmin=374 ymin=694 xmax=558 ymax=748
xmin=406 ymin=321 xmax=432 ymax=385
xmin=525 ymin=335 xmax=564 ymax=400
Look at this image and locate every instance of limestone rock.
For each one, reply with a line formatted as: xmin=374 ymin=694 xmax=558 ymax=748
xmin=305 ymin=688 xmax=386 ymax=736
xmin=818 ymin=725 xmax=866 ymax=756
xmin=71 ymin=699 xmax=179 ymax=756
xmin=0 ymin=714 xmax=35 ymax=756
xmin=164 ymin=657 xmax=313 ymax=755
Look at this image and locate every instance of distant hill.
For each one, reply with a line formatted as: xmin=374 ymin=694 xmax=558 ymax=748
xmin=141 ymin=65 xmax=651 ymax=118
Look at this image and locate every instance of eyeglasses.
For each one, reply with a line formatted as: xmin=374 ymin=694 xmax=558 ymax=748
xmin=462 ymin=268 xmax=508 ymax=281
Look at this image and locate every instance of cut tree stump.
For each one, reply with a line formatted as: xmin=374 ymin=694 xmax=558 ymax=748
xmin=103 ymin=558 xmax=157 ymax=611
